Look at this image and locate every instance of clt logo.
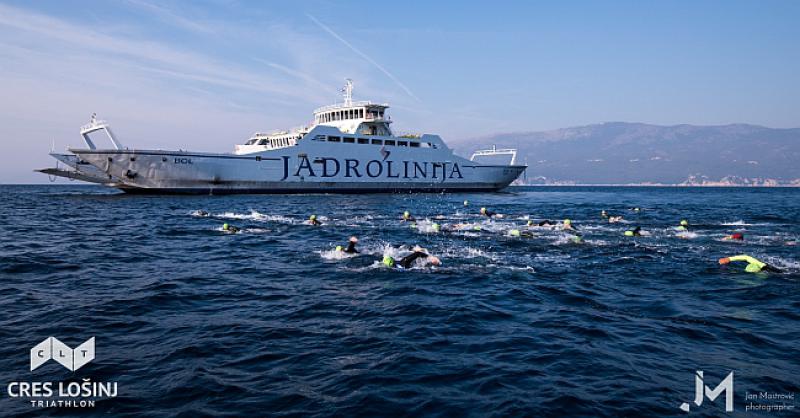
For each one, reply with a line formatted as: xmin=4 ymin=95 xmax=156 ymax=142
xmin=30 ymin=337 xmax=95 ymax=372
xmin=680 ymin=370 xmax=734 ymax=412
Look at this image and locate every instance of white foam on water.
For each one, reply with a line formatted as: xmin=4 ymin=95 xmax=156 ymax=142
xmin=722 ymin=220 xmax=750 ymax=226
xmin=189 ymin=210 xmax=210 ymax=217
xmin=439 ymin=246 xmax=498 ymax=261
xmin=217 ymin=211 xmax=255 ymax=220
xmin=764 ymin=256 xmax=800 ymax=271
xmin=413 ymin=219 xmax=441 ymax=234
xmin=318 ymin=249 xmax=357 ymax=261
xmin=551 ymin=234 xmax=583 ymax=245
xmin=580 ymin=224 xmax=619 ymax=232
xmin=675 ymin=231 xmax=698 ymax=239
xmin=585 ymin=239 xmax=611 ymax=246
xmin=242 ymin=228 xmax=270 ymax=234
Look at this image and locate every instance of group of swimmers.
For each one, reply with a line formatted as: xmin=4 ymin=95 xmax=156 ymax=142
xmin=212 ymin=205 xmax=783 ymax=274
xmin=331 ymin=236 xmax=441 ymax=269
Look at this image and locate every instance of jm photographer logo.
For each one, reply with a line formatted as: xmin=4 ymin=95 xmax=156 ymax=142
xmin=30 ymin=337 xmax=95 ymax=372
xmin=680 ymin=370 xmax=734 ymax=413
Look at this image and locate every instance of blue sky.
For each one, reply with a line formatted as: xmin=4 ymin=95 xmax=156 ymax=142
xmin=1 ymin=0 xmax=798 ymax=182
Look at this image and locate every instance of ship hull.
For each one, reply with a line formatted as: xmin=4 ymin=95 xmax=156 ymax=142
xmin=70 ymin=147 xmax=525 ymax=194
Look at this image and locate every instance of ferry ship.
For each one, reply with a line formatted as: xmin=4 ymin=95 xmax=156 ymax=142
xmin=38 ymin=80 xmax=526 ymax=193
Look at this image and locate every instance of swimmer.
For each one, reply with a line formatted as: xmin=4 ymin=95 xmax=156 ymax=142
xmin=722 ymin=233 xmax=744 ymax=241
xmin=508 ymin=228 xmax=535 ymax=238
xmin=719 ymin=255 xmax=782 ymax=273
xmin=601 ymin=210 xmax=608 ymax=218
xmin=676 ymin=219 xmax=689 ymax=231
xmin=609 ymin=216 xmax=624 ymax=224
xmin=308 ymin=214 xmax=322 ymax=226
xmin=463 ymin=200 xmax=469 ymax=207
xmin=222 ymin=223 xmax=240 ymax=233
xmin=383 ymin=246 xmax=441 ymax=269
xmin=562 ymin=219 xmax=577 ymax=231
xmin=195 ymin=210 xmax=210 ymax=217
xmin=336 ymin=236 xmax=359 ymax=254
xmin=401 ymin=211 xmax=416 ymax=222
xmin=480 ymin=207 xmax=498 ymax=218
xmin=631 ymin=207 xmax=641 ymax=212
xmin=624 ymin=226 xmax=642 ymax=237
xmin=536 ymin=220 xmax=555 ymax=227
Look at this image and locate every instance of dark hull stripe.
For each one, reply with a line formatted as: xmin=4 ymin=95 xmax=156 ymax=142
xmin=119 ymin=186 xmax=510 ymax=195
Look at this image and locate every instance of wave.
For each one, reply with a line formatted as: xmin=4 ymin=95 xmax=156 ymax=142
xmin=721 ymin=220 xmax=750 ymax=226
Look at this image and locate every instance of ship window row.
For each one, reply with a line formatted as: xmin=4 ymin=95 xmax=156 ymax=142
xmin=254 ymin=136 xmax=299 ymax=147
xmin=313 ymin=135 xmax=434 ymax=148
xmin=317 ymin=108 xmax=385 ymax=123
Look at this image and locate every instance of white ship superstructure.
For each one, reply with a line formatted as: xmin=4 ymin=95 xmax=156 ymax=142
xmin=38 ymin=80 xmax=526 ymax=193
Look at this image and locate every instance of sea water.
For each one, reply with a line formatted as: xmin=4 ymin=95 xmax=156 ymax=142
xmin=0 ymin=185 xmax=798 ymax=416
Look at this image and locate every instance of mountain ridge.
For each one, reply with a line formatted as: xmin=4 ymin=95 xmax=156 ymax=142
xmin=451 ymin=122 xmax=800 ymax=185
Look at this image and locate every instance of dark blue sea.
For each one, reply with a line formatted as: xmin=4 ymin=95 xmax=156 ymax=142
xmin=0 ymin=185 xmax=798 ymax=417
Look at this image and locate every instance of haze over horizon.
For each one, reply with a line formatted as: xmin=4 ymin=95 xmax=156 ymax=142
xmin=1 ymin=0 xmax=798 ymax=183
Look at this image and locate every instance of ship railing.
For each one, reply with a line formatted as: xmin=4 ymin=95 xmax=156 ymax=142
xmin=470 ymin=146 xmax=518 ymax=165
xmin=314 ymin=101 xmax=388 ymax=113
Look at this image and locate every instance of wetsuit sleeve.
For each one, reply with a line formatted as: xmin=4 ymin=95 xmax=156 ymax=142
xmin=728 ymin=255 xmax=766 ymax=269
xmin=399 ymin=252 xmax=428 ymax=269
xmin=762 ymin=264 xmax=782 ymax=273
xmin=345 ymin=242 xmax=358 ymax=253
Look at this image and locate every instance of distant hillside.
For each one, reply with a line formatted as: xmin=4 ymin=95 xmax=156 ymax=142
xmin=452 ymin=122 xmax=800 ymax=185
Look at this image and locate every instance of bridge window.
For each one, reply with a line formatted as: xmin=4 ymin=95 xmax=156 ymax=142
xmin=385 ymin=140 xmax=396 ymax=146
xmin=343 ymin=137 xmax=355 ymax=143
xmin=371 ymin=139 xmax=382 ymax=145
xmin=357 ymin=138 xmax=368 ymax=144
xmin=410 ymin=142 xmax=420 ymax=148
xmin=328 ymin=136 xmax=340 ymax=142
xmin=397 ymin=141 xmax=408 ymax=147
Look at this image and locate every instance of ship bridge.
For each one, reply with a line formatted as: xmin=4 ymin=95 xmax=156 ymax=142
xmin=312 ymin=79 xmax=393 ymax=137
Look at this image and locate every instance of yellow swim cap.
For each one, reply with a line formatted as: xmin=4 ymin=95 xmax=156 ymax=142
xmin=463 ymin=200 xmax=469 ymax=206
xmin=564 ymin=219 xmax=571 ymax=225
xmin=223 ymin=223 xmax=229 ymax=229
xmin=310 ymin=215 xmax=317 ymax=220
xmin=510 ymin=229 xmax=521 ymax=237
xmin=432 ymin=223 xmax=440 ymax=232
xmin=480 ymin=207 xmax=486 ymax=214
xmin=336 ymin=245 xmax=343 ymax=251
xmin=680 ymin=220 xmax=688 ymax=226
xmin=624 ymin=230 xmax=634 ymax=236
xmin=383 ymin=256 xmax=395 ymax=267
xmin=404 ymin=211 xmax=410 ymax=217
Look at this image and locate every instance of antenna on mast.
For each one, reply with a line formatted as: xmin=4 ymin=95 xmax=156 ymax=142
xmin=342 ymin=79 xmax=353 ymax=106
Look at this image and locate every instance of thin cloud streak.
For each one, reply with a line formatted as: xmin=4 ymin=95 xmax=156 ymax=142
xmin=306 ymin=14 xmax=420 ymax=102
xmin=124 ymin=0 xmax=214 ymax=34
xmin=0 ymin=3 xmax=318 ymax=104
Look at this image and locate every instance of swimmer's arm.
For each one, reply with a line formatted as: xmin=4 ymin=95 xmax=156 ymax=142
xmin=728 ymin=255 xmax=765 ymax=268
xmin=399 ymin=252 xmax=427 ymax=269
